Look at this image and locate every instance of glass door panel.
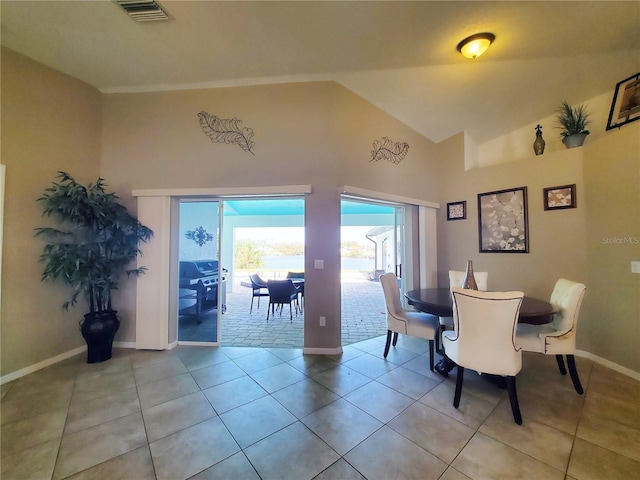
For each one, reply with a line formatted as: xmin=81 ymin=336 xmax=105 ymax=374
xmin=177 ymin=201 xmax=221 ymax=344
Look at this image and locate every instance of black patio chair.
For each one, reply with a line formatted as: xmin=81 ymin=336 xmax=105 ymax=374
xmin=249 ymin=274 xmax=269 ymax=313
xmin=267 ymin=279 xmax=299 ymax=322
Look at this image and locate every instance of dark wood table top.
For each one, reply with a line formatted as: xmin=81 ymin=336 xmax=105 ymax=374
xmin=405 ymin=288 xmax=556 ymax=325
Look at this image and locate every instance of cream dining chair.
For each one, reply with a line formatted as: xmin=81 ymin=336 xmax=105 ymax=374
xmin=437 ymin=270 xmax=489 ymax=351
xmin=516 ymin=278 xmax=587 ymax=394
xmin=380 ymin=273 xmax=439 ymax=371
xmin=443 ymin=287 xmax=525 ymax=424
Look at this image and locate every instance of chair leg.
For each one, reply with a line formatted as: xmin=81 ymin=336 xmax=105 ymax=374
xmin=384 ymin=330 xmax=392 ymax=357
xmin=289 ymin=303 xmax=293 ymax=322
xmin=392 ymin=332 xmax=398 ymax=346
xmin=566 ymin=355 xmax=584 ymax=395
xmin=428 ymin=339 xmax=434 ymax=371
xmin=266 ymin=301 xmax=271 ymax=321
xmin=453 ymin=366 xmax=465 ymax=408
xmin=250 ymin=297 xmax=255 ymax=313
xmin=556 ymin=354 xmax=567 ymax=375
xmin=506 ymin=376 xmax=523 ymax=425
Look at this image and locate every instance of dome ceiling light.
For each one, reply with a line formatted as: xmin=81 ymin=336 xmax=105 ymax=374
xmin=456 ymin=32 xmax=495 ymax=59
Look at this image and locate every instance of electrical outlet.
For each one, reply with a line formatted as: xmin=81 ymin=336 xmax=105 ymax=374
xmin=632 ymin=261 xmax=640 ymax=274
xmin=319 ymin=316 xmax=326 ymax=327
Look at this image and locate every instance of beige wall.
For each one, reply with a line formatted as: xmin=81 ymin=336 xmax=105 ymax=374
xmin=2 ymin=45 xmax=638 ymax=376
xmin=100 ymin=82 xmax=441 ymax=349
xmin=437 ymin=123 xmax=640 ymax=372
xmin=1 ymin=47 xmax=102 ymax=375
xmin=582 ymin=125 xmax=640 ymax=370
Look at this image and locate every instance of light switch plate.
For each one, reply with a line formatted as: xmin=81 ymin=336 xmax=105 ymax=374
xmin=632 ymin=261 xmax=640 ymax=274
xmin=314 ymin=259 xmax=324 ymax=269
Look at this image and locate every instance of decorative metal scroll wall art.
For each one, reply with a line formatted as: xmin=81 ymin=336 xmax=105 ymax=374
xmin=185 ymin=226 xmax=214 ymax=247
xmin=198 ymin=111 xmax=255 ymax=155
xmin=370 ymin=137 xmax=409 ymax=164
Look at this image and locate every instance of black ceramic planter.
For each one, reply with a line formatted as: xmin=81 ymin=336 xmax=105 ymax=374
xmin=80 ymin=310 xmax=120 ymax=363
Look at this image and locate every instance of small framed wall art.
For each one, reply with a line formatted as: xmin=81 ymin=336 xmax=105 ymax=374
xmin=447 ymin=201 xmax=466 ymax=220
xmin=543 ymin=184 xmax=576 ymax=210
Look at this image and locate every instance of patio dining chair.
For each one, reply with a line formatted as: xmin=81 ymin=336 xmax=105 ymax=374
xmin=249 ymin=273 xmax=269 ymax=313
xmin=266 ymin=279 xmax=300 ymax=322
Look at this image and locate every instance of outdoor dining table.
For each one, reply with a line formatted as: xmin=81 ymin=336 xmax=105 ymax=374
xmin=405 ymin=288 xmax=557 ymax=325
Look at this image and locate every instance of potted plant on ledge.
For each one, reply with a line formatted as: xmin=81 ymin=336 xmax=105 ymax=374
xmin=556 ymin=101 xmax=591 ymax=148
xmin=35 ymin=171 xmax=153 ymax=363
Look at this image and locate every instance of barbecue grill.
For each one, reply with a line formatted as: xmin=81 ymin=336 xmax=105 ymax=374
xmin=179 ymin=259 xmax=228 ymax=316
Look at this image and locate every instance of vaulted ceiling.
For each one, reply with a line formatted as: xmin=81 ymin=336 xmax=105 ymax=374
xmin=2 ymin=1 xmax=639 ymax=143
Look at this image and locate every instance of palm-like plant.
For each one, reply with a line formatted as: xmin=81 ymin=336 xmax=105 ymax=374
xmin=556 ymin=101 xmax=590 ymax=137
xmin=35 ymin=171 xmax=153 ymax=313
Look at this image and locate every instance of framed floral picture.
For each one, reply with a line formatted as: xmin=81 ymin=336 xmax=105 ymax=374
xmin=477 ymin=186 xmax=529 ymax=253
xmin=447 ymin=201 xmax=466 ymax=220
xmin=543 ymin=184 xmax=576 ymax=210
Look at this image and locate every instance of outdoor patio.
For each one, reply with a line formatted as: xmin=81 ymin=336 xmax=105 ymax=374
xmin=179 ymin=272 xmax=389 ymax=348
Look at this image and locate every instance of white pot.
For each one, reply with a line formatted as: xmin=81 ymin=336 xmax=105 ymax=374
xmin=562 ymin=133 xmax=588 ymax=149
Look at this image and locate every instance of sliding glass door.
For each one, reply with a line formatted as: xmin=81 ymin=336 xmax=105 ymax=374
xmin=177 ymin=200 xmax=222 ymax=344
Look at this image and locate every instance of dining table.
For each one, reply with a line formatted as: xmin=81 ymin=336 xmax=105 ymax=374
xmin=404 ymin=287 xmax=557 ymax=380
xmin=405 ymin=288 xmax=557 ymax=325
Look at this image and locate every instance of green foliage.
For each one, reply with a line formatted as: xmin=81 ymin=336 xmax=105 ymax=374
xmin=556 ymin=101 xmax=591 ymax=137
xmin=235 ymin=240 xmax=264 ymax=269
xmin=35 ymin=171 xmax=153 ymax=313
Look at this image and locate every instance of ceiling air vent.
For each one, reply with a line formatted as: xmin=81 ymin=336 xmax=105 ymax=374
xmin=116 ymin=1 xmax=170 ymax=22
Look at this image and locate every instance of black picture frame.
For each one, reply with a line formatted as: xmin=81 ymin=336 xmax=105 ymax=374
xmin=477 ymin=186 xmax=529 ymax=253
xmin=606 ymin=72 xmax=640 ymax=131
xmin=446 ymin=201 xmax=466 ymax=220
xmin=543 ymin=184 xmax=576 ymax=210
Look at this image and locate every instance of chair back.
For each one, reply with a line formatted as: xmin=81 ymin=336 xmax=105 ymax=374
xmin=250 ymin=274 xmax=267 ymax=289
xmin=449 ymin=270 xmax=489 ymax=291
xmin=267 ymin=279 xmax=298 ymax=302
xmin=286 ymin=271 xmax=304 ymax=279
xmin=449 ymin=287 xmax=524 ymax=376
xmin=380 ymin=272 xmax=409 ymax=333
xmin=380 ymin=272 xmax=403 ymax=316
xmin=546 ymin=278 xmax=586 ymax=352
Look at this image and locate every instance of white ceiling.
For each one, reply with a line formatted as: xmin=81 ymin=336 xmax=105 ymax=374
xmin=2 ymin=1 xmax=639 ymax=143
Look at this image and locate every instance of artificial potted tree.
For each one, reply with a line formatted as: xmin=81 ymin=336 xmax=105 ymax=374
xmin=35 ymin=171 xmax=153 ymax=363
xmin=556 ymin=101 xmax=591 ymax=148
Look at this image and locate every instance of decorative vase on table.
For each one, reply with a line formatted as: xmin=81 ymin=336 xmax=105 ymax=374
xmin=462 ymin=260 xmax=478 ymax=290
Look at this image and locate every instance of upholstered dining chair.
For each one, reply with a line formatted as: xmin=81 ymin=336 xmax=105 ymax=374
xmin=443 ymin=287 xmax=525 ymax=425
xmin=266 ymin=279 xmax=300 ymax=322
xmin=516 ymin=278 xmax=587 ymax=394
xmin=380 ymin=272 xmax=439 ymax=371
xmin=437 ymin=270 xmax=489 ymax=351
xmin=249 ymin=274 xmax=269 ymax=313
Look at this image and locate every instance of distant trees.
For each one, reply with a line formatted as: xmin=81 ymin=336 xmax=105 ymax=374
xmin=235 ymin=240 xmax=264 ymax=269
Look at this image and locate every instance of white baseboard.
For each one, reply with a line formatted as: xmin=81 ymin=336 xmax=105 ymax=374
xmin=0 ymin=346 xmax=86 ymax=385
xmin=113 ymin=341 xmax=136 ymax=349
xmin=576 ymin=349 xmax=640 ymax=382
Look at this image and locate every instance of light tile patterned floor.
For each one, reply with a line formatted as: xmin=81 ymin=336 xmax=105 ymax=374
xmin=2 ymin=335 xmax=639 ymax=479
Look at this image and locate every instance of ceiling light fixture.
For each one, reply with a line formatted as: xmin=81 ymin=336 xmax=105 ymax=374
xmin=456 ymin=33 xmax=495 ymax=59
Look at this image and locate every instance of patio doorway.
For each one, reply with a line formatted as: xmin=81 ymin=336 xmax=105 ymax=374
xmin=340 ymin=197 xmax=405 ymax=345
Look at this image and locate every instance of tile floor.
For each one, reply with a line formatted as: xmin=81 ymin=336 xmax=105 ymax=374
xmin=1 ymin=335 xmax=639 ymax=479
